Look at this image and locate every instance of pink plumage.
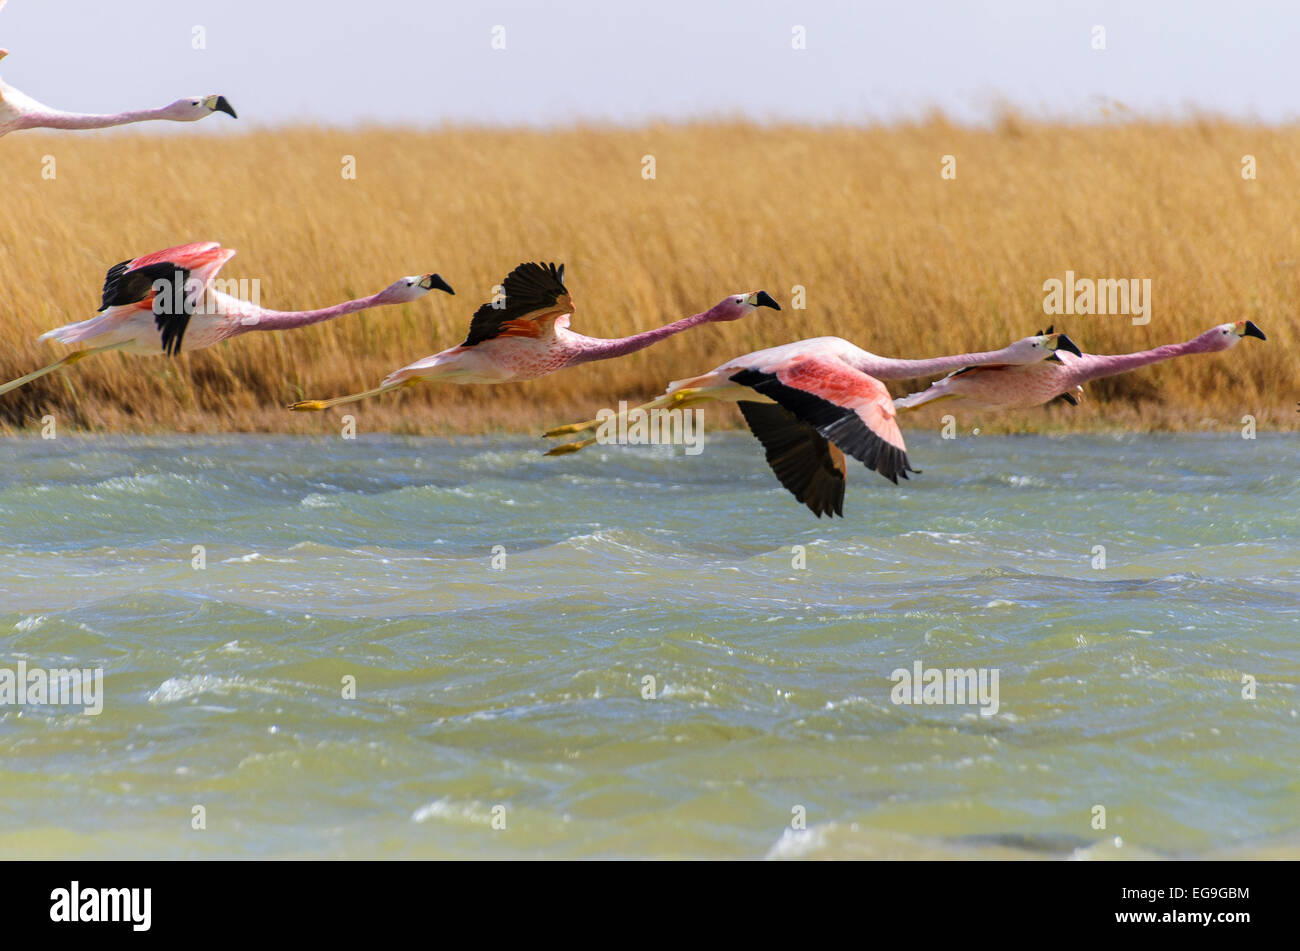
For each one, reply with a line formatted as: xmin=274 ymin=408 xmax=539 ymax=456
xmin=0 ymin=20 xmax=236 ymax=138
xmin=894 ymin=321 xmax=1268 ymax=412
xmin=1 ymin=243 xmax=452 ymax=398
xmin=545 ymin=331 xmax=1076 ymax=516
xmin=291 ymin=262 xmax=782 ymax=411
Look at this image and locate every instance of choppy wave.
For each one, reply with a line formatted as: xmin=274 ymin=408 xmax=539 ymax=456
xmin=0 ymin=433 xmax=1297 ymax=858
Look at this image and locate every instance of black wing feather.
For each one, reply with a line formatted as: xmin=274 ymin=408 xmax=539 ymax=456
xmin=100 ymin=260 xmax=183 ymax=311
xmin=99 ymin=259 xmax=195 ymax=357
xmin=462 ymin=261 xmax=568 ymax=347
xmin=737 ymin=401 xmax=846 ymax=517
xmin=729 ymin=367 xmax=916 ymax=485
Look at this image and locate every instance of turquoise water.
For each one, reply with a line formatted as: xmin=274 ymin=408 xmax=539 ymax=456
xmin=0 ymin=432 xmax=1296 ymax=859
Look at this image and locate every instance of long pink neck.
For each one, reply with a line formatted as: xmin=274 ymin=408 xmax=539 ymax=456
xmin=29 ymin=107 xmax=175 ymax=130
xmin=855 ymin=346 xmax=1037 ymax=381
xmin=1065 ymin=337 xmax=1215 ymax=385
xmin=233 ymin=293 xmax=388 ymax=333
xmin=565 ymin=310 xmax=716 ymax=364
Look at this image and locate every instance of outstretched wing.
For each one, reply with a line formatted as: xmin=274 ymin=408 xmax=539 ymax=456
xmin=462 ymin=261 xmax=573 ymax=347
xmin=737 ymin=401 xmax=847 ymax=517
xmin=100 ymin=260 xmax=191 ymax=312
xmin=98 ymin=242 xmax=236 ymax=356
xmin=100 ymin=241 xmax=234 ymax=310
xmin=945 ymin=363 xmax=1010 ymax=379
xmin=940 ymin=325 xmax=1067 ymax=381
xmin=730 ymin=357 xmax=915 ymax=487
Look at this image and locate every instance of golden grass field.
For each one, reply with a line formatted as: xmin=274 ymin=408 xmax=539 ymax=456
xmin=0 ymin=118 xmax=1295 ymax=435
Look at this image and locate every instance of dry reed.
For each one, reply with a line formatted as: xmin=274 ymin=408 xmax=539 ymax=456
xmin=0 ymin=118 xmax=1293 ymax=435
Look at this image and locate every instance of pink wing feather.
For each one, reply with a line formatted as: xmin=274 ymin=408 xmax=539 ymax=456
xmin=775 ymin=358 xmax=907 ymax=456
xmin=40 ymin=242 xmax=236 ymax=349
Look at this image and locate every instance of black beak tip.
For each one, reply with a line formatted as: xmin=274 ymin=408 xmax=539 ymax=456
xmin=755 ymin=290 xmax=780 ymax=311
xmin=429 ymin=274 xmax=454 ymax=295
xmin=215 ymin=96 xmax=237 ymax=118
xmin=1055 ymin=333 xmax=1082 ymax=357
xmin=1243 ymin=320 xmax=1266 ymax=340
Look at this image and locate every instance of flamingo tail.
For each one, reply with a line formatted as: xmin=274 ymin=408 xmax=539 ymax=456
xmin=37 ymin=314 xmax=115 ymax=346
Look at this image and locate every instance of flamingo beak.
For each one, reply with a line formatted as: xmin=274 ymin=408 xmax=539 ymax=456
xmin=420 ymin=274 xmax=454 ymax=295
xmin=206 ymin=95 xmax=237 ymax=118
xmin=750 ymin=291 xmax=781 ymax=310
xmin=0 ymin=49 xmax=9 ymax=63
xmin=1238 ymin=320 xmax=1266 ymax=340
xmin=1046 ymin=333 xmax=1082 ymax=357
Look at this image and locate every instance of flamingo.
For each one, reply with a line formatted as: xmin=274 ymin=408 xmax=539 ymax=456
xmin=0 ymin=241 xmax=453 ymax=397
xmin=893 ymin=321 xmax=1268 ymax=412
xmin=542 ymin=331 xmax=1079 ymax=516
xmin=289 ymin=261 xmax=781 ymax=412
xmin=0 ymin=3 xmax=236 ymax=136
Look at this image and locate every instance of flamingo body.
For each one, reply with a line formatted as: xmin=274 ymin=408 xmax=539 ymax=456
xmin=41 ymin=243 xmax=239 ymax=354
xmin=556 ymin=336 xmax=914 ymax=516
xmin=291 ymin=261 xmax=781 ymax=411
xmin=894 ymin=322 xmax=1267 ymax=412
xmin=544 ymin=331 xmax=1075 ymax=516
xmin=35 ymin=242 xmax=451 ymax=358
xmin=1 ymin=241 xmax=452 ymax=398
xmin=678 ymin=338 xmax=916 ymax=508
xmin=384 ymin=314 xmax=583 ymax=387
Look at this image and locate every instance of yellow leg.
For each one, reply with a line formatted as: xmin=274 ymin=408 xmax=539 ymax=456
xmin=0 ymin=345 xmax=114 ymax=397
xmin=544 ymin=437 xmax=598 ymax=456
xmin=542 ymin=388 xmax=705 ymax=438
xmin=542 ymin=389 xmax=713 ymax=456
xmin=289 ymin=380 xmax=415 ymax=412
xmin=542 ymin=417 xmax=602 ymax=438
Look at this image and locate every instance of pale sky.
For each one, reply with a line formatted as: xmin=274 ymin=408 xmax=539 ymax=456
xmin=1 ymin=0 xmax=1295 ymax=128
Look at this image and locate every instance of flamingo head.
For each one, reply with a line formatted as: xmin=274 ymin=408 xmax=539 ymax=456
xmin=708 ymin=291 xmax=781 ymax=322
xmin=1004 ymin=326 xmax=1083 ymax=364
xmin=376 ymin=273 xmax=455 ymax=304
xmin=167 ymin=95 xmax=238 ymax=121
xmin=1200 ymin=320 xmax=1266 ymax=352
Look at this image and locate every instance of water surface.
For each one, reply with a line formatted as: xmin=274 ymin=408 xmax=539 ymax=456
xmin=0 ymin=432 xmax=1296 ymax=859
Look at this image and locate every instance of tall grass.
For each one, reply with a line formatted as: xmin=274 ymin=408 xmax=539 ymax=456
xmin=0 ymin=118 xmax=1293 ymax=434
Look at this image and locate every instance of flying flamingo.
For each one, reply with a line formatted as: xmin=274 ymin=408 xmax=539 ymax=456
xmin=289 ymin=261 xmax=781 ymax=412
xmin=893 ymin=321 xmax=1268 ymax=412
xmin=0 ymin=241 xmax=453 ymax=397
xmin=0 ymin=4 xmax=236 ymax=136
xmin=543 ymin=331 xmax=1080 ymax=516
